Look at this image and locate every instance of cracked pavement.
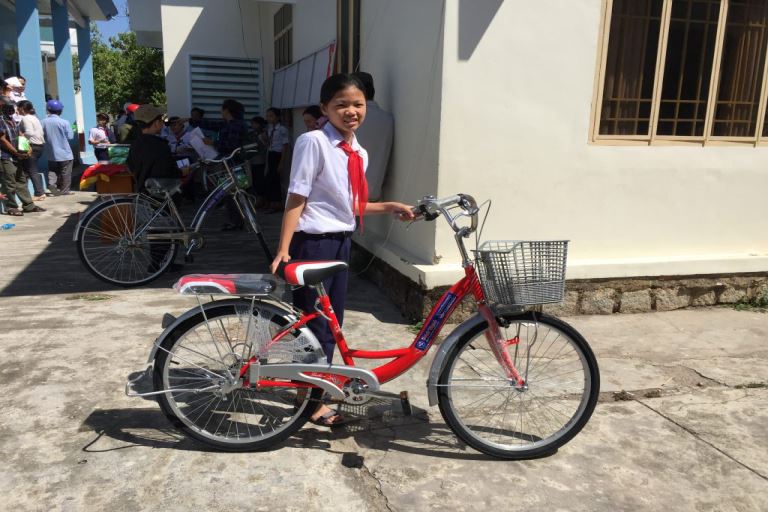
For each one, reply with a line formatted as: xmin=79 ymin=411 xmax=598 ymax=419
xmin=1 ymin=193 xmax=766 ymax=511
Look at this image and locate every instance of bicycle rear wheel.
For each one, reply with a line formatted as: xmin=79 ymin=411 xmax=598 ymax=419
xmin=153 ymin=301 xmax=323 ymax=451
xmin=76 ymin=196 xmax=180 ymax=287
xmin=437 ymin=311 xmax=599 ymax=459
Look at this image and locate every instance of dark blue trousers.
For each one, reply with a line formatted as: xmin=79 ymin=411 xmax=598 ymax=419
xmin=289 ymin=232 xmax=352 ymax=363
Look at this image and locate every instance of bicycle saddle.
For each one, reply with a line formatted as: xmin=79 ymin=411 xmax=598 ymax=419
xmin=277 ymin=261 xmax=348 ymax=286
xmin=144 ymin=178 xmax=182 ymax=197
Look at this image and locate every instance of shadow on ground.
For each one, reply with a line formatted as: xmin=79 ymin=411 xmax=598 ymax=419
xmin=0 ymin=193 xmax=411 ymax=324
xmin=80 ymin=395 xmax=498 ymax=462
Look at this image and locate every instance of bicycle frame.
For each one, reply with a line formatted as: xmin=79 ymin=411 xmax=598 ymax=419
xmin=240 ymin=263 xmax=526 ymax=393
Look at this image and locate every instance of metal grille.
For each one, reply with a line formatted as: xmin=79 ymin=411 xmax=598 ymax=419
xmin=657 ymin=0 xmax=720 ymax=136
xmin=599 ymin=0 xmax=664 ymax=136
xmin=189 ymin=56 xmax=262 ymax=119
xmin=713 ymin=0 xmax=768 ymax=137
xmin=475 ymin=241 xmax=569 ymax=306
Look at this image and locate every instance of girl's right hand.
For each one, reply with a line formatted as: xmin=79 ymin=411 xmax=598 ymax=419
xmin=270 ymin=251 xmax=291 ymax=275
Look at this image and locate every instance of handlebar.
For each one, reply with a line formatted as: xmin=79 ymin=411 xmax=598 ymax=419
xmin=412 ymin=193 xmax=479 ymax=237
xmin=200 ymin=142 xmax=261 ymax=164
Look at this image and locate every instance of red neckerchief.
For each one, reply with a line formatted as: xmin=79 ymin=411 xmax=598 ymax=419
xmin=337 ymin=140 xmax=368 ymax=232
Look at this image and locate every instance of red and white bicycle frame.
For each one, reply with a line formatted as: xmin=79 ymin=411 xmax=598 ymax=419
xmin=242 ymin=262 xmax=526 ymax=398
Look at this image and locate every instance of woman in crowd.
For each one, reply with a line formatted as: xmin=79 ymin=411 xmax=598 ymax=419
xmin=16 ymin=100 xmax=46 ymax=200
xmin=302 ymin=105 xmax=325 ymax=132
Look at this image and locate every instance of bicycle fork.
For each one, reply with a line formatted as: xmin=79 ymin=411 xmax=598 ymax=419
xmin=477 ymin=303 xmax=527 ymax=388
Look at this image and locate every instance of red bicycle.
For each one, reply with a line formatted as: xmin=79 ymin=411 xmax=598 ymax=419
xmin=127 ymin=194 xmax=600 ymax=459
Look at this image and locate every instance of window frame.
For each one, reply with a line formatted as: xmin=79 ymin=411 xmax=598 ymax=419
xmin=336 ymin=0 xmax=361 ymax=73
xmin=590 ymin=0 xmax=768 ymax=146
xmin=274 ymin=4 xmax=293 ymax=71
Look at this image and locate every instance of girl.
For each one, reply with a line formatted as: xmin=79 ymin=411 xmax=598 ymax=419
xmin=88 ymin=112 xmax=115 ymax=162
xmin=264 ymin=107 xmax=290 ymax=212
xmin=270 ymin=74 xmax=414 ymax=426
xmin=16 ymin=100 xmax=46 ymax=200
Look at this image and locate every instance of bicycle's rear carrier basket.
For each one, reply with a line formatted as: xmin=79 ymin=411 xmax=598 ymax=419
xmin=474 ymin=240 xmax=568 ymax=306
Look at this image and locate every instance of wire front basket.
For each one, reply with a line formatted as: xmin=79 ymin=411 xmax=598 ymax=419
xmin=474 ymin=240 xmax=569 ymax=306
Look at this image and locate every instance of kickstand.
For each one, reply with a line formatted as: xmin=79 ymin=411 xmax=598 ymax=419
xmin=399 ymin=391 xmax=412 ymax=416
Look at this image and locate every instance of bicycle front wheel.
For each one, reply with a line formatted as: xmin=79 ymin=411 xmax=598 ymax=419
xmin=77 ymin=196 xmax=180 ymax=287
xmin=153 ymin=301 xmax=323 ymax=451
xmin=237 ymin=192 xmax=273 ymax=262
xmin=437 ymin=311 xmax=599 ymax=459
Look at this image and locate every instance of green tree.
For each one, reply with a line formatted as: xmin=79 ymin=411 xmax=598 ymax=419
xmin=75 ymin=24 xmax=166 ymax=114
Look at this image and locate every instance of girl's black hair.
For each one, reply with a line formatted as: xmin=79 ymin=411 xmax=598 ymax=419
xmin=251 ymin=116 xmax=267 ymax=127
xmin=97 ymin=112 xmax=110 ymax=122
xmin=303 ymin=105 xmax=323 ymax=119
xmin=16 ymin=100 xmax=35 ymax=115
xmin=320 ymin=73 xmax=365 ymax=105
xmin=221 ymin=98 xmax=245 ymax=119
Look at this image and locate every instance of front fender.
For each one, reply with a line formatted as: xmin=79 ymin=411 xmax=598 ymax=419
xmin=145 ymin=298 xmax=307 ymax=366
xmin=426 ymin=312 xmax=488 ymax=406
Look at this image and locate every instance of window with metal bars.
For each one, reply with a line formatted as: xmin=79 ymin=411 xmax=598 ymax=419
xmin=274 ymin=5 xmax=293 ymax=70
xmin=594 ymin=0 xmax=768 ymax=144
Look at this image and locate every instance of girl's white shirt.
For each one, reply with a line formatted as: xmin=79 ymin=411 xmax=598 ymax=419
xmin=288 ymin=122 xmax=368 ymax=234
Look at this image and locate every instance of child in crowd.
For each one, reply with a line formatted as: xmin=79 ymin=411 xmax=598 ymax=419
xmin=264 ymin=107 xmax=291 ymax=212
xmin=89 ymin=113 xmax=115 ymax=162
xmin=270 ymin=73 xmax=414 ymax=426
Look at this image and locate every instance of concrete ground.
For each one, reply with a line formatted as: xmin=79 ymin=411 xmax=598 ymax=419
xmin=1 ymin=192 xmax=766 ymax=511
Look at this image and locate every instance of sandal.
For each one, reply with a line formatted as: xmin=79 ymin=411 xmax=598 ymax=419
xmin=309 ymin=409 xmax=347 ymax=427
xmin=24 ymin=206 xmax=46 ymax=213
xmin=6 ymin=208 xmax=23 ymax=216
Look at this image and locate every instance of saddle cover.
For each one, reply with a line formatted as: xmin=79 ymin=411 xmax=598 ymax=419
xmin=174 ymin=274 xmax=285 ymax=296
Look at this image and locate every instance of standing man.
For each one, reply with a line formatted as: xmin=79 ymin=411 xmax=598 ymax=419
xmin=0 ymin=98 xmax=45 ymax=216
xmin=41 ymin=100 xmax=75 ymax=195
xmin=352 ymin=72 xmax=394 ymax=201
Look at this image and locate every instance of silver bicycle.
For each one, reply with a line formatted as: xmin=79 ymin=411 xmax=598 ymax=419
xmin=74 ymin=144 xmax=273 ymax=287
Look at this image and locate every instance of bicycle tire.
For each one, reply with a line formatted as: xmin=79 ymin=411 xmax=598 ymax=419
xmin=153 ymin=301 xmax=323 ymax=451
xmin=437 ymin=311 xmax=599 ymax=459
xmin=76 ymin=196 xmax=180 ymax=287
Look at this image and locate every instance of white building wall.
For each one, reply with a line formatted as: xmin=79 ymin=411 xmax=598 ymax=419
xmin=160 ymin=0 xmax=266 ymax=117
xmin=435 ymin=0 xmax=768 ymax=280
xmin=352 ymin=0 xmax=447 ymax=281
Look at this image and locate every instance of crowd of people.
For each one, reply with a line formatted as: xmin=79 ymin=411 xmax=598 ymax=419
xmin=121 ymin=92 xmax=340 ymax=227
xmin=1 ymin=76 xmax=77 ymax=216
